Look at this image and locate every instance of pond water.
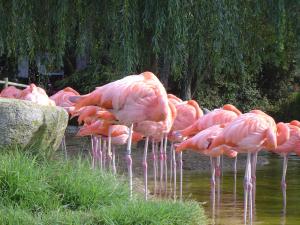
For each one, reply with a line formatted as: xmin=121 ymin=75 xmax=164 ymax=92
xmin=155 ymin=153 xmax=300 ymax=225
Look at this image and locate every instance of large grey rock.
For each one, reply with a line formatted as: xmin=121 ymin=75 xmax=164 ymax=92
xmin=0 ymin=98 xmax=68 ymax=153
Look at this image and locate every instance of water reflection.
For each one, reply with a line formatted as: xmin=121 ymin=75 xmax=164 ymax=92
xmin=149 ymin=153 xmax=300 ymax=225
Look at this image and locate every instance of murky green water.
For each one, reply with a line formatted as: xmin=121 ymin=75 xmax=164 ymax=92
xmin=176 ymin=154 xmax=300 ymax=225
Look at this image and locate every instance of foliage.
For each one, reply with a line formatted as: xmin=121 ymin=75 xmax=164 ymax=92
xmin=0 ymin=149 xmax=207 ymax=225
xmin=55 ymin=64 xmax=116 ymax=94
xmin=268 ymin=92 xmax=300 ymax=122
xmin=0 ymin=0 xmax=299 ymax=113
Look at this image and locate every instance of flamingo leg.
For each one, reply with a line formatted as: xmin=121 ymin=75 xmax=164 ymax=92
xmin=103 ymin=140 xmax=107 ymax=170
xmin=94 ymin=137 xmax=99 ymax=168
xmin=233 ymin=155 xmax=237 ymax=206
xmin=143 ymin=137 xmax=149 ymax=200
xmin=169 ymin=142 xmax=174 ymax=195
xmin=163 ymin=134 xmax=168 ymax=194
xmin=159 ymin=137 xmax=164 ymax=196
xmin=234 ymin=159 xmax=237 ymax=206
xmin=179 ymin=151 xmax=183 ymax=201
xmin=251 ymin=152 xmax=258 ymax=185
xmin=221 ymin=154 xmax=224 ymax=177
xmin=251 ymin=151 xmax=258 ymax=217
xmin=210 ymin=159 xmax=216 ymax=225
xmin=244 ymin=152 xmax=253 ymax=224
xmin=244 ymin=152 xmax=249 ymax=223
xmin=234 ymin=155 xmax=237 ymax=174
xmin=126 ymin=123 xmax=134 ymax=198
xmin=112 ymin=146 xmax=116 ymax=174
xmin=282 ymin=153 xmax=288 ymax=214
xmin=91 ymin=135 xmax=96 ymax=169
xmin=216 ymin=156 xmax=221 ymax=178
xmin=248 ymin=153 xmax=253 ymax=223
xmin=152 ymin=139 xmax=157 ymax=195
xmin=173 ymin=142 xmax=177 ymax=200
xmin=98 ymin=136 xmax=103 ymax=171
xmin=210 ymin=157 xmax=216 ymax=187
xmin=216 ymin=167 xmax=221 ymax=216
xmin=155 ymin=142 xmax=159 ymax=191
xmin=107 ymin=126 xmax=113 ymax=171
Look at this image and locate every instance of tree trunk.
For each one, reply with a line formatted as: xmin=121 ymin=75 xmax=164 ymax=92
xmin=180 ymin=55 xmax=193 ymax=100
xmin=158 ymin=55 xmax=170 ymax=90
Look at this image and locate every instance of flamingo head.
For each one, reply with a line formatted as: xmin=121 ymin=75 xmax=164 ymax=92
xmin=222 ymin=104 xmax=242 ymax=115
xmin=276 ymin=122 xmax=290 ymax=146
xmin=290 ymin=120 xmax=300 ymax=128
xmin=132 ymin=132 xmax=144 ymax=143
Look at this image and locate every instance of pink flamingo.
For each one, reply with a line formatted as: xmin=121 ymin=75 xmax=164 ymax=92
xmin=208 ymin=110 xmax=289 ymax=223
xmin=133 ymin=100 xmax=177 ymax=199
xmin=272 ymin=120 xmax=300 ymax=212
xmin=0 ymin=86 xmax=22 ymax=98
xmin=177 ymin=104 xmax=241 ymax=138
xmin=70 ymin=72 xmax=169 ymax=198
xmin=2 ymin=84 xmax=55 ymax=106
xmin=50 ymin=87 xmax=79 ymax=113
xmin=168 ymin=97 xmax=203 ymax=200
xmin=175 ymin=104 xmax=241 ymax=179
xmin=50 ymin=87 xmax=80 ymax=159
xmin=19 ymin=84 xmax=56 ymax=106
xmin=175 ymin=124 xmax=237 ymax=221
xmin=176 ymin=124 xmax=237 ymax=185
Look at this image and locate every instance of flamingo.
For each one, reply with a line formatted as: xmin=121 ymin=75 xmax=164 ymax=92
xmin=19 ymin=84 xmax=56 ymax=106
xmin=176 ymin=124 xmax=237 ymax=185
xmin=175 ymin=124 xmax=237 ymax=220
xmin=175 ymin=104 xmax=241 ymax=179
xmin=168 ymin=97 xmax=203 ymax=200
xmin=50 ymin=87 xmax=80 ymax=159
xmin=133 ymin=100 xmax=177 ymax=199
xmin=272 ymin=120 xmax=300 ymax=213
xmin=50 ymin=87 xmax=80 ymax=113
xmin=70 ymin=72 xmax=169 ymax=198
xmin=208 ymin=110 xmax=289 ymax=223
xmin=1 ymin=83 xmax=55 ymax=106
xmin=176 ymin=104 xmax=242 ymax=138
xmin=0 ymin=86 xmax=22 ymax=98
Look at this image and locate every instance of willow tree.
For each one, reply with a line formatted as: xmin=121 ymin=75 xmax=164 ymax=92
xmin=0 ymin=0 xmax=299 ymax=108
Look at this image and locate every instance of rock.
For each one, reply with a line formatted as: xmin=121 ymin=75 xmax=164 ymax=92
xmin=0 ymin=98 xmax=68 ymax=153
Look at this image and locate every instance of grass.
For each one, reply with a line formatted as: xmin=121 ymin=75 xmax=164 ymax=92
xmin=0 ymin=150 xmax=207 ymax=225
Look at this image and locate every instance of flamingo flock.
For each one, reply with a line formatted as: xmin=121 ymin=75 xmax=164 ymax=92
xmin=1 ymin=71 xmax=300 ymax=224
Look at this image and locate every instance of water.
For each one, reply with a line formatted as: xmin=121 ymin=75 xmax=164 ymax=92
xmin=174 ymin=154 xmax=300 ymax=225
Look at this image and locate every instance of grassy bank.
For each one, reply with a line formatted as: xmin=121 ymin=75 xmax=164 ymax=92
xmin=0 ymin=150 xmax=206 ymax=225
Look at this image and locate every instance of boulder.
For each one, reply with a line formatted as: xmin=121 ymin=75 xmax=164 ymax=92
xmin=0 ymin=98 xmax=68 ymax=153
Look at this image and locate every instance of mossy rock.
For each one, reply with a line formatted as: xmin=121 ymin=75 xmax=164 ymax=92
xmin=0 ymin=98 xmax=68 ymax=153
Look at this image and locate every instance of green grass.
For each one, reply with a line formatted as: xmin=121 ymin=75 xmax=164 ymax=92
xmin=0 ymin=150 xmax=207 ymax=225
